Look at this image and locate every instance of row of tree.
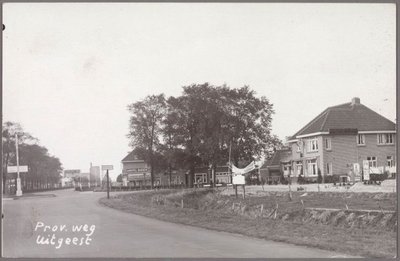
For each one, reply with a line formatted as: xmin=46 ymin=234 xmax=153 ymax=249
xmin=127 ymin=83 xmax=282 ymax=188
xmin=2 ymin=122 xmax=63 ymax=193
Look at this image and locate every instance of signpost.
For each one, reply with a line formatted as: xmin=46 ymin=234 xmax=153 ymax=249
xmin=102 ymin=165 xmax=113 ymax=199
xmin=9 ymin=133 xmax=30 ymax=196
xmin=7 ymin=166 xmax=28 ymax=173
xmin=7 ymin=165 xmax=28 ymax=196
xmin=232 ymin=174 xmax=246 ymax=199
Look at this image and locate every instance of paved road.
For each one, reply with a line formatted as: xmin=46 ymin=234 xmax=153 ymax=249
xmin=2 ymin=189 xmax=354 ymax=258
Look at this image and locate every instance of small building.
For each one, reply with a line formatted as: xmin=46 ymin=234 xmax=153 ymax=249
xmin=194 ymin=165 xmax=231 ymax=185
xmin=121 ymin=151 xmax=151 ymax=187
xmin=159 ymin=169 xmax=186 ymax=186
xmin=260 ymin=148 xmax=292 ymax=184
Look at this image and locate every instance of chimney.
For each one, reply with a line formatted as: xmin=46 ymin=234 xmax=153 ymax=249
xmin=351 ymin=97 xmax=360 ymax=105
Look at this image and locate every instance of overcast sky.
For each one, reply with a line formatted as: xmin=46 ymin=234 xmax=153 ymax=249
xmin=3 ymin=3 xmax=396 ymax=179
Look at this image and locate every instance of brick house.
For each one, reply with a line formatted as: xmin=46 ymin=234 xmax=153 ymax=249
xmin=259 ymin=148 xmax=292 ymax=184
xmin=194 ymin=165 xmax=231 ymax=185
xmin=121 ymin=151 xmax=152 ymax=187
xmin=268 ymin=98 xmax=396 ymax=183
xmin=121 ymin=151 xmax=186 ymax=187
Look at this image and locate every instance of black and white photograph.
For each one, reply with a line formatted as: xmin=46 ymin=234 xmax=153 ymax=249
xmin=1 ymin=2 xmax=397 ymax=259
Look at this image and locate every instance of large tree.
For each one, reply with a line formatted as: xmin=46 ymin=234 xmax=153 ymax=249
xmin=126 ymin=84 xmax=281 ymax=188
xmin=170 ymin=84 xmax=279 ymax=186
xmin=127 ymin=94 xmax=166 ymax=189
xmin=2 ymin=122 xmax=37 ymax=193
xmin=2 ymin=122 xmax=63 ymax=193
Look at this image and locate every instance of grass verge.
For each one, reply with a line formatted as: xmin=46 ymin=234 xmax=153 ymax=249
xmin=99 ymin=189 xmax=396 ymax=258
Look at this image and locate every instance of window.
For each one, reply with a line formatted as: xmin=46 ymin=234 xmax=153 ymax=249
xmin=306 ymin=159 xmax=317 ymax=175
xmin=387 ymin=156 xmax=394 ymax=167
xmin=326 ymin=163 xmax=332 ymax=175
xmin=296 ymin=162 xmax=302 ymax=175
xmin=357 ymin=134 xmax=365 ymax=145
xmin=367 ymin=156 xmax=377 ymax=168
xmin=377 ymin=133 xmax=394 ymax=145
xmin=296 ymin=144 xmax=301 ymax=152
xmin=325 ymin=138 xmax=331 ymax=150
xmin=195 ymin=173 xmax=207 ymax=183
xmin=307 ymin=138 xmax=318 ymax=152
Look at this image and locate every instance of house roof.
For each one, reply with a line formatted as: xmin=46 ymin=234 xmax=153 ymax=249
xmin=121 ymin=151 xmax=144 ymax=162
xmin=261 ymin=148 xmax=291 ymax=169
xmin=290 ymin=98 xmax=395 ymax=139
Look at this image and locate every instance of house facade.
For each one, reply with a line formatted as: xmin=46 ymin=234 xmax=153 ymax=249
xmin=121 ymin=151 xmax=152 ymax=187
xmin=194 ymin=165 xmax=231 ymax=185
xmin=259 ymin=148 xmax=292 ymax=184
xmin=121 ymin=151 xmax=187 ymax=187
xmin=269 ymin=98 xmax=396 ymax=183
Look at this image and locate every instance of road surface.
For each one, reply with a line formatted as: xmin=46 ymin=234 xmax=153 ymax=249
xmin=2 ymin=189 xmax=355 ymax=258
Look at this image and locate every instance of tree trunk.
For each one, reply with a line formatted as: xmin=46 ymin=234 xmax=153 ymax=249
xmin=3 ymin=153 xmax=9 ymax=194
xmin=168 ymin=163 xmax=172 ymax=188
xmin=149 ymin=120 xmax=155 ymax=190
xmin=189 ymin=160 xmax=195 ymax=188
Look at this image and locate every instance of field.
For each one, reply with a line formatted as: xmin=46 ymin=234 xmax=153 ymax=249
xmin=100 ymin=187 xmax=396 ymax=258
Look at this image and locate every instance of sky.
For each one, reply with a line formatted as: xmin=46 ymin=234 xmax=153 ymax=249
xmin=3 ymin=3 xmax=396 ymax=179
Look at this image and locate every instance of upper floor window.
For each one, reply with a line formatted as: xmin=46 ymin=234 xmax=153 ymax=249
xmin=325 ymin=138 xmax=331 ymax=150
xmin=377 ymin=133 xmax=394 ymax=145
xmin=307 ymin=138 xmax=318 ymax=152
xmin=357 ymin=134 xmax=365 ymax=145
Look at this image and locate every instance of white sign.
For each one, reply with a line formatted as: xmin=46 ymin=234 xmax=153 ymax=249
xmin=128 ymin=173 xmax=148 ymax=181
xmin=7 ymin=165 xmax=28 ymax=173
xmin=362 ymin=160 xmax=370 ymax=181
xmin=101 ymin=165 xmax=114 ymax=171
xmin=232 ymin=174 xmax=245 ymax=185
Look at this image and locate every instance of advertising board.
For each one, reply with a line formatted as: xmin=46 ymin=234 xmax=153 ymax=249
xmin=232 ymin=174 xmax=245 ymax=185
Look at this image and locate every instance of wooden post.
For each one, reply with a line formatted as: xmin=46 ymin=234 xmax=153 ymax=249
xmin=242 ymin=185 xmax=245 ymax=199
xmin=106 ymin=169 xmax=110 ymax=199
xmin=235 ymin=185 xmax=238 ymax=198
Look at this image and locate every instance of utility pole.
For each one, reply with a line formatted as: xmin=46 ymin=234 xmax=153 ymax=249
xmin=15 ymin=133 xmax=22 ymax=196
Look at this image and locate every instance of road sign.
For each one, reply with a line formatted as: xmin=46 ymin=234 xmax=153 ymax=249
xmin=102 ymin=165 xmax=114 ymax=171
xmin=7 ymin=166 xmax=28 ymax=173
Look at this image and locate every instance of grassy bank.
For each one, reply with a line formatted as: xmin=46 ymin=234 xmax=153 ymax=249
xmin=99 ymin=189 xmax=396 ymax=258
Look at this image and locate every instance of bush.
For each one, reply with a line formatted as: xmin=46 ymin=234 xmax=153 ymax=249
xmin=325 ymin=175 xmax=339 ymax=184
xmin=317 ymin=169 xmax=322 ymax=184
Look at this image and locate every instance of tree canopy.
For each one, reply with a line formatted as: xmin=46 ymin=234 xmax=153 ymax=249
xmin=2 ymin=121 xmax=63 ymax=193
xmin=127 ymin=83 xmax=282 ymax=187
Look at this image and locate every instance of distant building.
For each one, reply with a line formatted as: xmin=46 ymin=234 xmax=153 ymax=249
xmin=159 ymin=169 xmax=186 ymax=186
xmin=63 ymin=169 xmax=81 ymax=179
xmin=264 ymin=97 xmax=396 ymax=183
xmin=259 ymin=148 xmax=291 ymax=184
xmin=194 ymin=165 xmax=231 ymax=185
xmin=121 ymin=151 xmax=152 ymax=187
xmin=89 ymin=166 xmax=101 ymax=187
